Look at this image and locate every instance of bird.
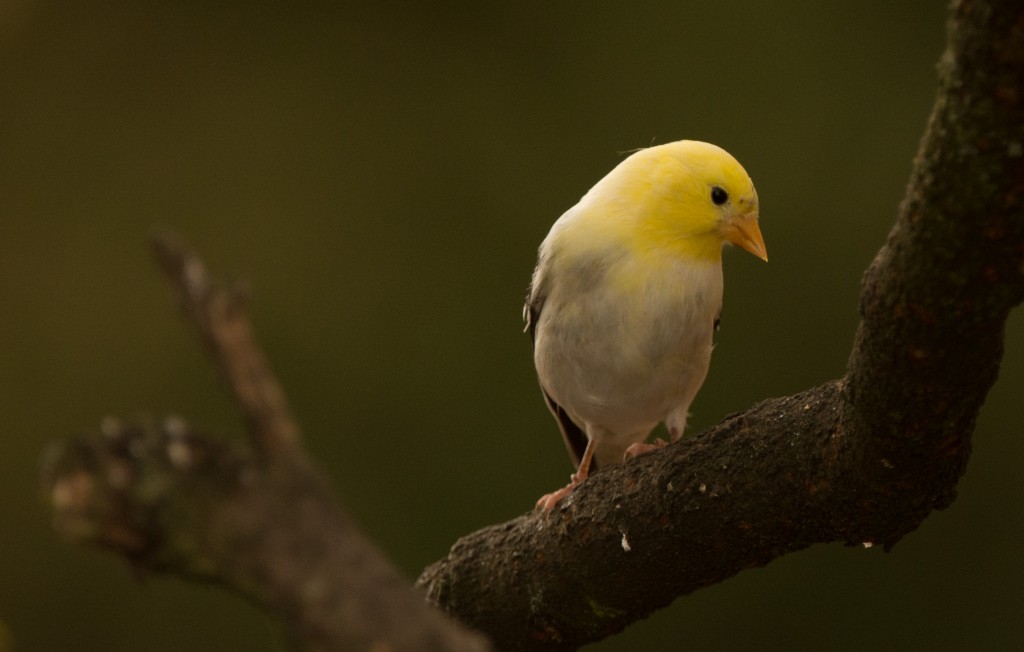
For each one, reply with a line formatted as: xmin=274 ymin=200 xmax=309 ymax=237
xmin=525 ymin=140 xmax=767 ymax=511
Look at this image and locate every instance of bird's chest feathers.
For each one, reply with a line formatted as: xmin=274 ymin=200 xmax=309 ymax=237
xmin=550 ymin=248 xmax=723 ymax=364
xmin=610 ymin=256 xmax=720 ymax=355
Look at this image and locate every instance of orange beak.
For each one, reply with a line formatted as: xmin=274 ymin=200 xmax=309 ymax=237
xmin=721 ymin=213 xmax=768 ymax=262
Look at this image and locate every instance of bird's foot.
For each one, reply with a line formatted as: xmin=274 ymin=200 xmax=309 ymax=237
xmin=535 ymin=472 xmax=586 ymax=512
xmin=623 ymin=438 xmax=669 ymax=462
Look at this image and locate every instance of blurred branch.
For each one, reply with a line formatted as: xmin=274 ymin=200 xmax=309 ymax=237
xmin=418 ymin=0 xmax=1024 ymax=649
xmin=40 ymin=1 xmax=1023 ymax=652
xmin=150 ymin=231 xmax=301 ymax=459
xmin=41 ymin=236 xmax=492 ymax=652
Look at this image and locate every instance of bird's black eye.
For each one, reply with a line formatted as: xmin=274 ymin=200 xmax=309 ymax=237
xmin=710 ymin=186 xmax=729 ymax=205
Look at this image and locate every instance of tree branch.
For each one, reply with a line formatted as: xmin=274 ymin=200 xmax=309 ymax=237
xmin=417 ymin=1 xmax=1024 ymax=649
xmin=150 ymin=230 xmax=302 ymax=458
xmin=41 ymin=236 xmax=492 ymax=652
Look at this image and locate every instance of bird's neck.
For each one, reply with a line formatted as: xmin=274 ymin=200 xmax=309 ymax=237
xmin=631 ymin=223 xmax=724 ymax=264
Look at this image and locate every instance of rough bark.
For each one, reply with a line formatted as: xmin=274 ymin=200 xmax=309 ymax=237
xmin=41 ymin=1 xmax=1024 ymax=651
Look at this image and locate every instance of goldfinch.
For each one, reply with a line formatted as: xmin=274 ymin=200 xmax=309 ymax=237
xmin=525 ymin=140 xmax=767 ymax=511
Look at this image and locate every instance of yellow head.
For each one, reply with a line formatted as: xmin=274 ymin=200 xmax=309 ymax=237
xmin=590 ymin=140 xmax=767 ymax=263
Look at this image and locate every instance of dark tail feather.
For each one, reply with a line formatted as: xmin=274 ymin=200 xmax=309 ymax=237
xmin=541 ymin=388 xmax=596 ymax=472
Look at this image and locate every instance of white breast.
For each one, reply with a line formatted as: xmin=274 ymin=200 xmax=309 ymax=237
xmin=534 ymin=249 xmax=723 ymax=464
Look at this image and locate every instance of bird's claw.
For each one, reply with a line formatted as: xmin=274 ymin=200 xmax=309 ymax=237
xmin=535 ymin=484 xmax=576 ymax=512
xmin=535 ymin=471 xmax=589 ymax=512
xmin=623 ymin=438 xmax=669 ymax=462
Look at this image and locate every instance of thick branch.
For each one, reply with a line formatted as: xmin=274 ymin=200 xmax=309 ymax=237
xmin=421 ymin=385 xmax=851 ymax=648
xmin=844 ymin=0 xmax=1024 ymax=521
xmin=418 ymin=2 xmax=1024 ymax=649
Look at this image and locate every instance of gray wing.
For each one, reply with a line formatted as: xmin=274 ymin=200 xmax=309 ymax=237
xmin=525 ymin=270 xmax=593 ymax=471
xmin=523 ymin=261 xmax=544 ymax=343
xmin=540 ymin=385 xmax=591 ymax=471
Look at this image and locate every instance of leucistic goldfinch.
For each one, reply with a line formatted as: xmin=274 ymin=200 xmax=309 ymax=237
xmin=525 ymin=140 xmax=767 ymax=511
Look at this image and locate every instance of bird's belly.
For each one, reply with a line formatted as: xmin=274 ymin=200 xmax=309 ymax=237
xmin=553 ymin=334 xmax=711 ymax=432
xmin=535 ymin=286 xmax=716 ymax=437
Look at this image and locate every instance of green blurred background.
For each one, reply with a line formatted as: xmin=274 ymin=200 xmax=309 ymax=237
xmin=2 ymin=2 xmax=1022 ymax=650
